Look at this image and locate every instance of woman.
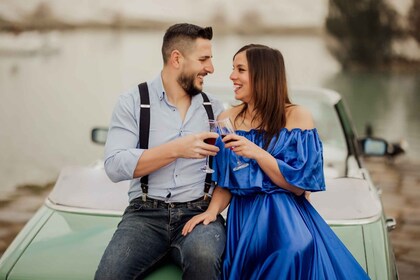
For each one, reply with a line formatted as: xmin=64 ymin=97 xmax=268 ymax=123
xmin=182 ymin=44 xmax=370 ymax=279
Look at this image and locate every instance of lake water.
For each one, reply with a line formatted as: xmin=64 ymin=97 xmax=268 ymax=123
xmin=0 ymin=29 xmax=419 ymax=196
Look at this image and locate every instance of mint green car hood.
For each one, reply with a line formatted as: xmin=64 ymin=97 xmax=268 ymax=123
xmin=4 ymin=207 xmax=391 ymax=280
xmin=6 ymin=209 xmax=180 ymax=280
xmin=8 ymin=210 xmax=118 ymax=280
xmin=5 ymin=210 xmax=368 ymax=280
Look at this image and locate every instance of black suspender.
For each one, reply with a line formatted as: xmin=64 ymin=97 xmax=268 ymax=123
xmin=201 ymin=92 xmax=215 ymax=200
xmin=138 ymin=82 xmax=150 ymax=201
xmin=138 ymin=82 xmax=215 ymax=201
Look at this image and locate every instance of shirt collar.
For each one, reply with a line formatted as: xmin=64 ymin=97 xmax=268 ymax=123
xmin=150 ymin=74 xmax=165 ymax=101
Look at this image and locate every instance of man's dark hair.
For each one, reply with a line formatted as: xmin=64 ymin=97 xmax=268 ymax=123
xmin=162 ymin=23 xmax=213 ymax=64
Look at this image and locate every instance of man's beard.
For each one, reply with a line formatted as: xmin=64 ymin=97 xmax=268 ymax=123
xmin=177 ymin=72 xmax=202 ymax=97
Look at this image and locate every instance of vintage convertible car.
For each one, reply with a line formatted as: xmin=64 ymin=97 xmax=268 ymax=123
xmin=0 ymin=87 xmax=399 ymax=279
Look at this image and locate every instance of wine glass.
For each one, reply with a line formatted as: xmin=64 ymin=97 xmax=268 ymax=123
xmin=217 ymin=118 xmax=249 ymax=171
xmin=201 ymin=120 xmax=218 ymax=173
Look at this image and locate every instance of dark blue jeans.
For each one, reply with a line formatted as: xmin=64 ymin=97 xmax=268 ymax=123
xmin=95 ymin=197 xmax=226 ymax=280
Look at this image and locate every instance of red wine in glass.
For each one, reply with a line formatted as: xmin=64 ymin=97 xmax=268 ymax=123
xmin=201 ymin=120 xmax=218 ymax=173
xmin=217 ymin=118 xmax=249 ymax=171
xmin=204 ymin=138 xmax=216 ymax=145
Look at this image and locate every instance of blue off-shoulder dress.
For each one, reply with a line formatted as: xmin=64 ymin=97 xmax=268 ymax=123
xmin=213 ymin=128 xmax=370 ymax=280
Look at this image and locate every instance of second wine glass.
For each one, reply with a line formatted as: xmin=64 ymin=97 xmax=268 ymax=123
xmin=217 ymin=118 xmax=249 ymax=171
xmin=201 ymin=120 xmax=218 ymax=173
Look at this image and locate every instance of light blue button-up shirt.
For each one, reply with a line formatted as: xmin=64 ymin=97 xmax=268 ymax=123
xmin=104 ymin=74 xmax=224 ymax=203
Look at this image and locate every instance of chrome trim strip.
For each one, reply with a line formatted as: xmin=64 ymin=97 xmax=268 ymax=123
xmin=326 ymin=214 xmax=382 ymax=226
xmin=45 ymin=198 xmax=124 ymax=216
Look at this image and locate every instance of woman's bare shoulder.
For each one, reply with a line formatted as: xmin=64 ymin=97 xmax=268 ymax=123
xmin=217 ymin=106 xmax=242 ymax=121
xmin=285 ymin=105 xmax=314 ymax=130
xmin=217 ymin=110 xmax=232 ymax=121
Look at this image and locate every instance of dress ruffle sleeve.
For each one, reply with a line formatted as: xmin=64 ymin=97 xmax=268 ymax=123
xmin=273 ymin=128 xmax=325 ymax=192
xmin=212 ymin=128 xmax=325 ymax=195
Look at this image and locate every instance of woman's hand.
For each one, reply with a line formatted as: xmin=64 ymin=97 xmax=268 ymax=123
xmin=182 ymin=211 xmax=218 ymax=236
xmin=222 ymin=134 xmax=262 ymax=160
xmin=305 ymin=191 xmax=311 ymax=201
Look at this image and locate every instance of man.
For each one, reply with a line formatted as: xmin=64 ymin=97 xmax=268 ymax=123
xmin=95 ymin=23 xmax=226 ymax=279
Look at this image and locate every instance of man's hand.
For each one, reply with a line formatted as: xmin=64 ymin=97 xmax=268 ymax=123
xmin=174 ymin=132 xmax=219 ymax=159
xmin=133 ymin=132 xmax=219 ymax=178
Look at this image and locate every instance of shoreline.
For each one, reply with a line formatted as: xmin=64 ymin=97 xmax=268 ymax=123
xmin=0 ymin=25 xmax=327 ymax=39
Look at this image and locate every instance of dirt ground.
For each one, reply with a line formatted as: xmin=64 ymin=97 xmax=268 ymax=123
xmin=0 ymin=183 xmax=53 ymax=255
xmin=365 ymin=157 xmax=420 ymax=280
xmin=0 ymin=158 xmax=419 ymax=279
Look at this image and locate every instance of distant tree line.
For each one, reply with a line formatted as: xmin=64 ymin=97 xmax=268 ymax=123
xmin=408 ymin=0 xmax=420 ymax=43
xmin=326 ymin=0 xmax=419 ymax=70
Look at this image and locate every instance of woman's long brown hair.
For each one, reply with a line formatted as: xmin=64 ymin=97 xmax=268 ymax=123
xmin=233 ymin=44 xmax=292 ymax=150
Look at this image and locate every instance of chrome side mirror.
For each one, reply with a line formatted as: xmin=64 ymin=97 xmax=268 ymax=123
xmin=91 ymin=127 xmax=108 ymax=145
xmin=359 ymin=137 xmax=388 ymax=156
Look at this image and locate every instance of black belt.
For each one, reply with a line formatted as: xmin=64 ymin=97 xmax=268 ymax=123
xmin=134 ymin=196 xmax=209 ymax=209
